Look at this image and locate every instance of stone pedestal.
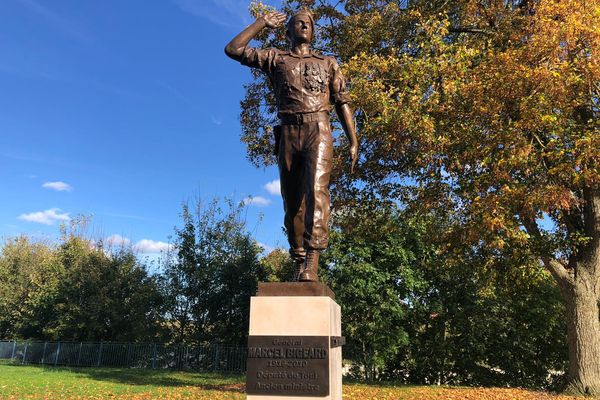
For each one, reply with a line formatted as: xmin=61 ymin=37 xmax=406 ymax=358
xmin=246 ymin=282 xmax=342 ymax=400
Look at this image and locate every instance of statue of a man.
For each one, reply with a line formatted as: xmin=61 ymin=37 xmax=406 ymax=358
xmin=225 ymin=10 xmax=358 ymax=282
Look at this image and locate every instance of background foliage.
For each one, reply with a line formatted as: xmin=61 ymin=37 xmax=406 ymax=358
xmin=0 ymin=198 xmax=568 ymax=389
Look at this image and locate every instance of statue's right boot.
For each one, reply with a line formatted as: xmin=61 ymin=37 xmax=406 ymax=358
xmin=298 ymin=250 xmax=319 ymax=282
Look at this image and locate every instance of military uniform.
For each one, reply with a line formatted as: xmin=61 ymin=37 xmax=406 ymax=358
xmin=239 ymin=47 xmax=350 ymax=263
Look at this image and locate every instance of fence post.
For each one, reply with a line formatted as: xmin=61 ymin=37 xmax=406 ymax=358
xmin=41 ymin=342 xmax=47 ymax=365
xmin=55 ymin=342 xmax=61 ymax=366
xmin=22 ymin=342 xmax=28 ymax=364
xmin=10 ymin=340 xmax=16 ymax=359
xmin=126 ymin=343 xmax=131 ymax=368
xmin=213 ymin=345 xmax=220 ymax=372
xmin=76 ymin=342 xmax=83 ymax=366
xmin=184 ymin=345 xmax=189 ymax=370
xmin=152 ymin=343 xmax=157 ymax=369
xmin=97 ymin=342 xmax=103 ymax=367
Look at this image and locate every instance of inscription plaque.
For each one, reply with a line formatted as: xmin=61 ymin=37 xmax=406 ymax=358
xmin=246 ymin=336 xmax=329 ymax=397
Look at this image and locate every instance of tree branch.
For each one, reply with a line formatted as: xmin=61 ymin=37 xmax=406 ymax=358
xmin=449 ymin=27 xmax=490 ymax=35
xmin=520 ymin=214 xmax=574 ymax=288
xmin=545 ymin=258 xmax=574 ymax=290
xmin=521 ymin=213 xmax=542 ymax=239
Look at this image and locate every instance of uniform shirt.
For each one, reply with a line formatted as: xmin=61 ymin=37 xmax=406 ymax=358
xmin=240 ymin=47 xmax=350 ymax=117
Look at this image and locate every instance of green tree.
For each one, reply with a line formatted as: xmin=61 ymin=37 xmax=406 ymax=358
xmin=0 ymin=226 xmax=163 ymax=342
xmin=261 ymin=248 xmax=296 ymax=282
xmin=160 ymin=204 xmax=201 ymax=343
xmin=45 ymin=229 xmax=163 ymax=342
xmin=321 ymin=202 xmax=431 ymax=380
xmin=241 ymin=0 xmax=598 ymax=392
xmin=395 ymin=235 xmax=566 ymax=389
xmin=0 ymin=236 xmax=59 ymax=339
xmin=319 ymin=201 xmax=566 ymax=387
xmin=160 ymin=198 xmax=267 ymax=345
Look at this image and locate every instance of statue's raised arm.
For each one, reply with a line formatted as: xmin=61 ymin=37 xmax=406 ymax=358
xmin=225 ymin=9 xmax=358 ymax=283
xmin=224 ymin=12 xmax=287 ymax=61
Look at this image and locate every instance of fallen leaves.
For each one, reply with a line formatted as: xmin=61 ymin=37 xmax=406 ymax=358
xmin=0 ymin=364 xmax=584 ymax=400
xmin=343 ymin=386 xmax=582 ymax=400
xmin=0 ymin=383 xmax=586 ymax=400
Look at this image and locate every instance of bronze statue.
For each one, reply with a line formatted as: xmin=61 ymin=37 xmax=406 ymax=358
xmin=225 ymin=9 xmax=358 ymax=282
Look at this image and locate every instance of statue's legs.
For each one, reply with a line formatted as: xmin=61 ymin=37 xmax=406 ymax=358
xmin=302 ymin=120 xmax=332 ymax=251
xmin=278 ymin=124 xmax=307 ymax=280
xmin=278 ymin=120 xmax=332 ymax=282
xmin=299 ymin=121 xmax=332 ymax=282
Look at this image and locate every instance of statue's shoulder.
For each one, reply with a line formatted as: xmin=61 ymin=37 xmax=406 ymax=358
xmin=309 ymin=51 xmax=327 ymax=61
xmin=312 ymin=52 xmax=340 ymax=68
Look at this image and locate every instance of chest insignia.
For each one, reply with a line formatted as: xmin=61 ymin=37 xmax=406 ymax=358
xmin=303 ymin=62 xmax=328 ymax=93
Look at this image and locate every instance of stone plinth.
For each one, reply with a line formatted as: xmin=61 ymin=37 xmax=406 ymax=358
xmin=246 ymin=282 xmax=342 ymax=400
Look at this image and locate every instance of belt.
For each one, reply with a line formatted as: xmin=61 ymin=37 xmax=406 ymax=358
xmin=279 ymin=111 xmax=329 ymax=125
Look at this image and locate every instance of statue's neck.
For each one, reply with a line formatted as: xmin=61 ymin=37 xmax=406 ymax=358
xmin=291 ymin=43 xmax=310 ymax=56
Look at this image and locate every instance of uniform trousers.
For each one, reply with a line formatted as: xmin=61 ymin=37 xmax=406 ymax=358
xmin=276 ymin=119 xmax=333 ymax=262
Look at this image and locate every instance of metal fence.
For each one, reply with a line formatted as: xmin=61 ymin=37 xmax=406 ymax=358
xmin=0 ymin=340 xmax=247 ymax=372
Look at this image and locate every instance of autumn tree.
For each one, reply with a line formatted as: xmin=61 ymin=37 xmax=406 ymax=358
xmin=240 ymin=0 xmax=599 ymax=393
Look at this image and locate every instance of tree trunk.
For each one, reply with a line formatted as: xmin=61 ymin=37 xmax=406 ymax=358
xmin=544 ymin=188 xmax=600 ymax=395
xmin=564 ymin=266 xmax=600 ymax=395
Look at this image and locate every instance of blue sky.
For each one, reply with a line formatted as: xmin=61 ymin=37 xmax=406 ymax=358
xmin=0 ymin=0 xmax=289 ymax=260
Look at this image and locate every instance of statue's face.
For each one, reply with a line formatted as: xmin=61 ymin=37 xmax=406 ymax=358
xmin=288 ymin=14 xmax=313 ymax=44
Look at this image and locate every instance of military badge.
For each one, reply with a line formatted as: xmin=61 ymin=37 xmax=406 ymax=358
xmin=303 ymin=62 xmax=328 ymax=93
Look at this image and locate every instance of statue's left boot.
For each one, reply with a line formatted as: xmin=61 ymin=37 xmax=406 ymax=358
xmin=298 ymin=250 xmax=320 ymax=282
xmin=292 ymin=258 xmax=304 ymax=282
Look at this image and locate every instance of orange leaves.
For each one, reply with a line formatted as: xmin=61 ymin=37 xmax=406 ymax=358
xmin=338 ymin=386 xmax=592 ymax=400
xmin=362 ymin=0 xmax=600 ymax=251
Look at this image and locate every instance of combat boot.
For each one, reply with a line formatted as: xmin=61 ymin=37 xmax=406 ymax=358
xmin=292 ymin=258 xmax=304 ymax=282
xmin=299 ymin=250 xmax=319 ymax=282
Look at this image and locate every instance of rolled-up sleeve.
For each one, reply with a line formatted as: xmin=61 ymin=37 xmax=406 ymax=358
xmin=240 ymin=47 xmax=278 ymax=74
xmin=329 ymin=59 xmax=351 ymax=106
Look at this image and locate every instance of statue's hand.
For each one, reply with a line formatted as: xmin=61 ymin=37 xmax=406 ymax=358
xmin=262 ymin=12 xmax=287 ymax=29
xmin=350 ymin=143 xmax=359 ymax=173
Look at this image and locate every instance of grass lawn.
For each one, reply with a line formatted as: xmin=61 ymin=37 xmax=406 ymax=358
xmin=0 ymin=361 xmax=582 ymax=400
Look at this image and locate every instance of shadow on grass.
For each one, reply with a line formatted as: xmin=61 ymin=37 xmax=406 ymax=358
xmin=77 ymin=368 xmax=245 ymax=392
xmin=1 ymin=361 xmax=245 ymax=392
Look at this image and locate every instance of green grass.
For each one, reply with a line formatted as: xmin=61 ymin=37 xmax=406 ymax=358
xmin=0 ymin=360 xmax=244 ymax=399
xmin=0 ymin=361 xmax=582 ymax=400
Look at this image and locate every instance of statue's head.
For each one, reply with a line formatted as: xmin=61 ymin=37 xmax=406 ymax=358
xmin=286 ymin=9 xmax=315 ymax=45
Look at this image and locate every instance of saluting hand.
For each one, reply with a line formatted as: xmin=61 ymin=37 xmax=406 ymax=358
xmin=262 ymin=12 xmax=287 ymax=29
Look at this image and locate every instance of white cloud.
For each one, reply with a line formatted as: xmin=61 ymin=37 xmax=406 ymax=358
xmin=105 ymin=234 xmax=131 ymax=247
xmin=256 ymin=241 xmax=275 ymax=254
xmin=42 ymin=181 xmax=73 ymax=192
xmin=18 ymin=208 xmax=70 ymax=225
xmin=243 ymin=196 xmax=271 ymax=207
xmin=102 ymin=236 xmax=172 ymax=254
xmin=134 ymin=239 xmax=173 ymax=254
xmin=264 ymin=179 xmax=281 ymax=196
